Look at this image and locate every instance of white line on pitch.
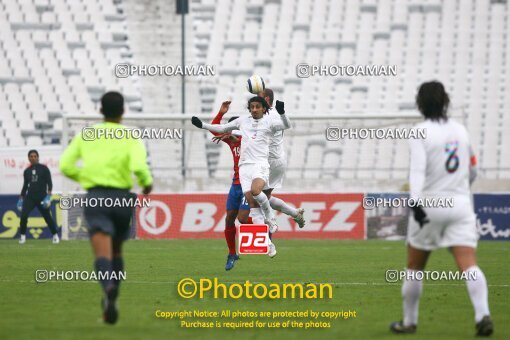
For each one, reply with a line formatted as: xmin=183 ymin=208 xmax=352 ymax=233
xmin=0 ymin=279 xmax=508 ymax=287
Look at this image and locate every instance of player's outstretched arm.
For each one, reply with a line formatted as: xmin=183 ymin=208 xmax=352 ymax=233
xmin=192 ymin=116 xmax=239 ymax=134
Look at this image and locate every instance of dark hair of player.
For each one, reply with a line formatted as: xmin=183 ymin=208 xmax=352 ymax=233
xmin=228 ymin=116 xmax=239 ymax=123
xmin=101 ymin=91 xmax=124 ymax=118
xmin=28 ymin=149 xmax=39 ymax=157
xmin=416 ymin=81 xmax=449 ymax=122
xmin=260 ymin=88 xmax=274 ymax=106
xmin=247 ymin=96 xmax=269 ymax=113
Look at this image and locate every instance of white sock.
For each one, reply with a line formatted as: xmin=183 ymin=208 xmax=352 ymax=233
xmin=402 ymin=269 xmax=423 ymax=326
xmin=253 ymin=192 xmax=274 ymax=221
xmin=465 ymin=265 xmax=490 ymax=322
xmin=249 ymin=208 xmax=264 ymax=224
xmin=269 ymin=196 xmax=298 ymax=217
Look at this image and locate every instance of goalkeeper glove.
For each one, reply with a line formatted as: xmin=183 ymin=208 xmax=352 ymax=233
xmin=275 ymin=100 xmax=285 ymax=115
xmin=411 ymin=206 xmax=429 ymax=228
xmin=41 ymin=194 xmax=51 ymax=209
xmin=191 ymin=116 xmax=203 ymax=129
xmin=16 ymin=198 xmax=23 ymax=212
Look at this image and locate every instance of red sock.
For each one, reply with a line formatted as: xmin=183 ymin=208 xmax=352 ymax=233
xmin=247 ymin=217 xmax=253 ymax=224
xmin=224 ymin=227 xmax=236 ymax=255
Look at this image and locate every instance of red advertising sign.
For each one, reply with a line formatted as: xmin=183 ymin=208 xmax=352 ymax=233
xmin=238 ymin=224 xmax=269 ymax=254
xmin=136 ymin=193 xmax=365 ymax=239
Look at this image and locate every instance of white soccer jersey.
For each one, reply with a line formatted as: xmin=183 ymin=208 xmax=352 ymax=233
xmin=408 ymin=119 xmax=475 ymax=199
xmin=202 ymin=113 xmax=290 ymax=166
xmin=267 ymin=108 xmax=286 ymax=161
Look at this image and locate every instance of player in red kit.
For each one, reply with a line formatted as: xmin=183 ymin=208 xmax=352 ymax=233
xmin=210 ymin=101 xmax=251 ymax=271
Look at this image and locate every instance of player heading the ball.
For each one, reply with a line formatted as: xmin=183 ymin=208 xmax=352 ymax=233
xmin=191 ymin=96 xmax=290 ymax=232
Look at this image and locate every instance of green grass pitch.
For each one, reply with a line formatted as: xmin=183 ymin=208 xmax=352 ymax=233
xmin=0 ymin=239 xmax=508 ymax=339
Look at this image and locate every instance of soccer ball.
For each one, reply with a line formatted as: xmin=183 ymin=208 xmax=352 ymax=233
xmin=246 ymin=75 xmax=265 ymax=94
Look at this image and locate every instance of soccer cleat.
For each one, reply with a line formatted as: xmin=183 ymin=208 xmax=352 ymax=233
xmin=103 ymin=286 xmax=119 ymax=325
xmin=266 ymin=217 xmax=278 ymax=234
xmin=389 ymin=320 xmax=417 ymax=334
xmin=52 ymin=234 xmax=60 ymax=244
xmin=19 ymin=235 xmax=26 ymax=244
xmin=476 ymin=315 xmax=493 ymax=337
xmin=268 ymin=240 xmax=277 ymax=258
xmin=225 ymin=254 xmax=240 ymax=271
xmin=293 ymin=208 xmax=306 ymax=228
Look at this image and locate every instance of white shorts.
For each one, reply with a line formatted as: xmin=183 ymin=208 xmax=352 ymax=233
xmin=239 ymin=163 xmax=270 ymax=193
xmin=265 ymin=158 xmax=287 ymax=190
xmin=407 ymin=196 xmax=478 ymax=251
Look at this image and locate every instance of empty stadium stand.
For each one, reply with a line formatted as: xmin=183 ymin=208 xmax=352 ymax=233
xmin=0 ymin=0 xmax=508 ymax=190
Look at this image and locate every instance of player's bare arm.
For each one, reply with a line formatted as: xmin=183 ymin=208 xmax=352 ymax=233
xmin=212 ymin=133 xmax=239 ymax=144
xmin=219 ymin=100 xmax=231 ymax=115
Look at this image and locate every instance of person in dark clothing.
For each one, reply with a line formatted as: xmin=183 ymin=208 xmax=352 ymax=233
xmin=18 ymin=149 xmax=59 ymax=244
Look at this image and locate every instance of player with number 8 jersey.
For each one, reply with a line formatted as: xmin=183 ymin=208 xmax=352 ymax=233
xmin=407 ymin=100 xmax=478 ymax=250
xmin=391 ymin=81 xmax=492 ymax=336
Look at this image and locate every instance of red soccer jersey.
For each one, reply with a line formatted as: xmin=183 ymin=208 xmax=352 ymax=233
xmin=211 ymin=111 xmax=241 ymax=184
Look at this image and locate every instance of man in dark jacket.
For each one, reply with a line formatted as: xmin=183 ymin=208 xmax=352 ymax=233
xmin=18 ymin=149 xmax=59 ymax=244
